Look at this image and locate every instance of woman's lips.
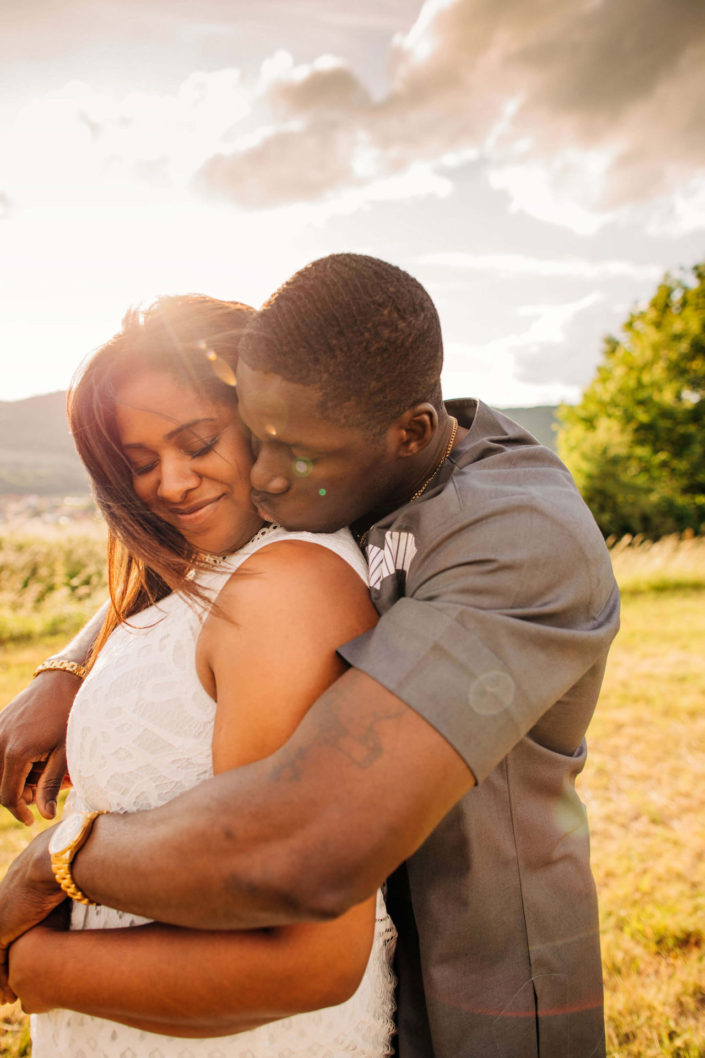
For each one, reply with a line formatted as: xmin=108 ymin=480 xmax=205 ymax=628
xmin=168 ymin=495 xmax=223 ymax=526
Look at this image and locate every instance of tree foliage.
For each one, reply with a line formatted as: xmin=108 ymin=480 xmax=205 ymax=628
xmin=557 ymin=263 xmax=705 ymax=538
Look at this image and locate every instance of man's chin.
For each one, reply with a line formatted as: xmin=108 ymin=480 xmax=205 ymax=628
xmin=253 ymin=498 xmax=348 ymax=535
xmin=272 ymin=511 xmax=348 ymax=535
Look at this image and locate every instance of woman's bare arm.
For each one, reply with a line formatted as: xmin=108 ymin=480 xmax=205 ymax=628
xmin=9 ymin=904 xmax=375 ymax=1034
xmin=8 ymin=541 xmax=381 ymax=1032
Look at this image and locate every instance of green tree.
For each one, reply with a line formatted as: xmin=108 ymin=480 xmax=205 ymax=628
xmin=557 ymin=263 xmax=705 ymax=538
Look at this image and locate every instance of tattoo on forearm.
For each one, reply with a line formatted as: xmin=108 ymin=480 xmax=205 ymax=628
xmin=272 ymin=684 xmax=405 ymax=783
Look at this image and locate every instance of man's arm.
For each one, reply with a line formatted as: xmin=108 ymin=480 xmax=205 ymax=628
xmin=64 ymin=491 xmax=617 ymax=930
xmin=72 ymin=671 xmax=474 ymax=928
xmin=0 ymin=672 xmax=471 ymax=944
xmin=0 ymin=604 xmax=107 ymax=824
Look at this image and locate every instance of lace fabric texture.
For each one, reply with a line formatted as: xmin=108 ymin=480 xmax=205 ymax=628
xmin=32 ymin=527 xmax=396 ymax=1057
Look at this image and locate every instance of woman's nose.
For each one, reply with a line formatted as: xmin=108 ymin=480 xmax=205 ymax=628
xmin=157 ymin=454 xmax=200 ymax=502
xmin=249 ymin=445 xmax=290 ymax=495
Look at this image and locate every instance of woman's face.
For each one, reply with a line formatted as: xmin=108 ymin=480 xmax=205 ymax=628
xmin=114 ymin=370 xmax=263 ymax=555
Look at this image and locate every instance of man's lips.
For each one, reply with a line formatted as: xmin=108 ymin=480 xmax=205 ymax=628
xmin=252 ymin=498 xmax=275 ymax=519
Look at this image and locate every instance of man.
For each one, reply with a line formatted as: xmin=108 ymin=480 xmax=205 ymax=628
xmin=0 ymin=254 xmax=619 ymax=1056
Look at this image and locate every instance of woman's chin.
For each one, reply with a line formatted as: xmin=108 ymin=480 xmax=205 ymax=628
xmin=187 ymin=518 xmax=266 ymax=556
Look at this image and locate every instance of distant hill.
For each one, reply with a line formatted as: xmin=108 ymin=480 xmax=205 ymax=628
xmin=0 ymin=392 xmax=91 ymax=495
xmin=0 ymin=391 xmax=561 ymax=497
xmin=492 ymin=405 xmax=560 ymax=450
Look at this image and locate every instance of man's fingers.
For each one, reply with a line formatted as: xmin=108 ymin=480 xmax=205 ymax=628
xmin=0 ymin=755 xmax=36 ymax=827
xmin=35 ymin=749 xmax=68 ymax=820
xmin=25 ymin=763 xmax=45 ymax=785
xmin=0 ymin=948 xmax=17 ymax=1006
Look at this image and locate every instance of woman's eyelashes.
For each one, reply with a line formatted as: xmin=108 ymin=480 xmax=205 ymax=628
xmin=188 ymin=436 xmax=219 ymax=459
xmin=130 ymin=459 xmax=157 ymax=477
xmin=128 ymin=436 xmax=221 ymax=476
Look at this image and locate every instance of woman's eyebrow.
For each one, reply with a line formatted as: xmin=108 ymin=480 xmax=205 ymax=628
xmin=165 ymin=417 xmax=220 ymax=440
xmin=122 ymin=417 xmax=220 ymax=450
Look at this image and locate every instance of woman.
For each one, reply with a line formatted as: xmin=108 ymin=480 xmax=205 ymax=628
xmin=6 ymin=295 xmax=396 ymax=1056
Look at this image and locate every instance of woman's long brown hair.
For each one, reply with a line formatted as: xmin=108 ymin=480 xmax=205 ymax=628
xmin=68 ymin=294 xmax=255 ymax=671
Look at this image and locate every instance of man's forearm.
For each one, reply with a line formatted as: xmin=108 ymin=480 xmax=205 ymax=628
xmin=71 ymin=670 xmax=473 ymax=930
xmin=72 ymin=757 xmax=340 ymax=930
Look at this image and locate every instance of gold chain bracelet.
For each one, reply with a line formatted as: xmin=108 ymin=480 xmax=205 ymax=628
xmin=33 ymin=659 xmax=87 ymax=680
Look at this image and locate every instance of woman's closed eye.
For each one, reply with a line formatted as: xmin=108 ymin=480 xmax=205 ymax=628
xmin=130 ymin=459 xmax=158 ymax=477
xmin=128 ymin=437 xmax=219 ymax=477
xmin=187 ymin=436 xmax=219 ymax=459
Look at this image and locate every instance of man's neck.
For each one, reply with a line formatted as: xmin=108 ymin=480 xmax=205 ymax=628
xmin=403 ymin=412 xmax=461 ymax=502
xmin=352 ymin=412 xmax=464 ymax=541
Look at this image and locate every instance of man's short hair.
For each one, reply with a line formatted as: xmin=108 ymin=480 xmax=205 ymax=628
xmin=240 ymin=253 xmax=444 ymax=431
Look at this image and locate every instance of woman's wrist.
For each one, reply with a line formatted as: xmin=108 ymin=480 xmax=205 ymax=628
xmin=8 ymin=926 xmax=58 ymax=1014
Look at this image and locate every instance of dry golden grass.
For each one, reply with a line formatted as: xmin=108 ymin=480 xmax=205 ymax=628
xmin=581 ymin=584 xmax=705 ymax=1057
xmin=609 ymin=532 xmax=705 ymax=594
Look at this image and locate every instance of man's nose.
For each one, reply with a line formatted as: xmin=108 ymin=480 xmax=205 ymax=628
xmin=250 ymin=445 xmax=290 ymax=495
xmin=157 ymin=454 xmax=200 ymax=502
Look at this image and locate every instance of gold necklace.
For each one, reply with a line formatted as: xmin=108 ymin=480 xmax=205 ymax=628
xmin=354 ymin=417 xmax=459 ymax=550
xmin=409 ymin=416 xmax=458 ymax=502
xmin=197 ymin=523 xmax=280 ymax=567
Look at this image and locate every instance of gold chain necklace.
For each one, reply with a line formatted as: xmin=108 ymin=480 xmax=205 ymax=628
xmin=197 ymin=523 xmax=280 ymax=567
xmin=355 ymin=416 xmax=459 ymax=550
xmin=409 ymin=416 xmax=458 ymax=502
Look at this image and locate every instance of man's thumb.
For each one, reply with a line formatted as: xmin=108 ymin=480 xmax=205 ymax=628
xmin=35 ymin=751 xmax=68 ymax=820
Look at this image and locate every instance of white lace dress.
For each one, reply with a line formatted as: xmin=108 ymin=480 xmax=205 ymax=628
xmin=31 ymin=525 xmax=397 ymax=1058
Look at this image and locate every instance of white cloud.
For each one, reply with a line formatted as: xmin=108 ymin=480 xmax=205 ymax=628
xmin=442 ymin=340 xmax=579 ymax=407
xmin=639 ymin=174 xmax=705 ymax=237
xmin=420 ymin=251 xmax=663 ymax=283
xmin=441 ymin=290 xmax=606 ymax=405
xmin=514 ymin=292 xmax=603 ymax=346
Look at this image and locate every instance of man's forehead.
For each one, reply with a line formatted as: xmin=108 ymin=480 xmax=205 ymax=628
xmin=236 ymin=361 xmax=330 ymax=441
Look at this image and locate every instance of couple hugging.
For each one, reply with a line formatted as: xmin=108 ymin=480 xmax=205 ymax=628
xmin=0 ymin=253 xmax=619 ymax=1058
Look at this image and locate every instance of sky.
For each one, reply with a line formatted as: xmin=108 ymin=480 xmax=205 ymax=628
xmin=2 ymin=0 xmax=705 ymax=407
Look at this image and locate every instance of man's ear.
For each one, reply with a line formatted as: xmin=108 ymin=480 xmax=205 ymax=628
xmin=393 ymin=403 xmax=438 ymax=457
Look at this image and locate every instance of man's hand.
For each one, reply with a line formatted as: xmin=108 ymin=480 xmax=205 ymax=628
xmin=0 ymin=827 xmax=65 ymax=1003
xmin=0 ymin=671 xmax=78 ymax=825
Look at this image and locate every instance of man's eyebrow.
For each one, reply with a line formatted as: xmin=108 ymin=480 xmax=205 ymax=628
xmin=122 ymin=418 xmax=219 ymax=449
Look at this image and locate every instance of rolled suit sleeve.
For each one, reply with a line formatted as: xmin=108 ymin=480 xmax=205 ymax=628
xmin=339 ymin=488 xmax=619 ymax=783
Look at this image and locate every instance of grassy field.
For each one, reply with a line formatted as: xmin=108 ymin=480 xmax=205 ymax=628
xmin=0 ymin=531 xmax=703 ymax=1056
xmin=0 ymin=524 xmax=106 ymax=647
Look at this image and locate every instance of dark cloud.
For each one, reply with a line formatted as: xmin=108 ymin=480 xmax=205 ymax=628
xmin=191 ymin=0 xmax=705 ymax=211
xmin=388 ymin=0 xmax=705 ymax=205
xmin=518 ymin=0 xmax=705 ymax=123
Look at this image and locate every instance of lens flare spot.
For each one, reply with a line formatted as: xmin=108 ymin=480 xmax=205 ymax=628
xmin=210 ymin=357 xmax=237 ymax=386
xmin=198 ymin=340 xmax=236 ymax=385
xmin=293 ymin=458 xmax=313 ymax=477
xmin=468 ymin=670 xmax=515 ymax=716
xmin=318 ymin=488 xmax=327 ymax=497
